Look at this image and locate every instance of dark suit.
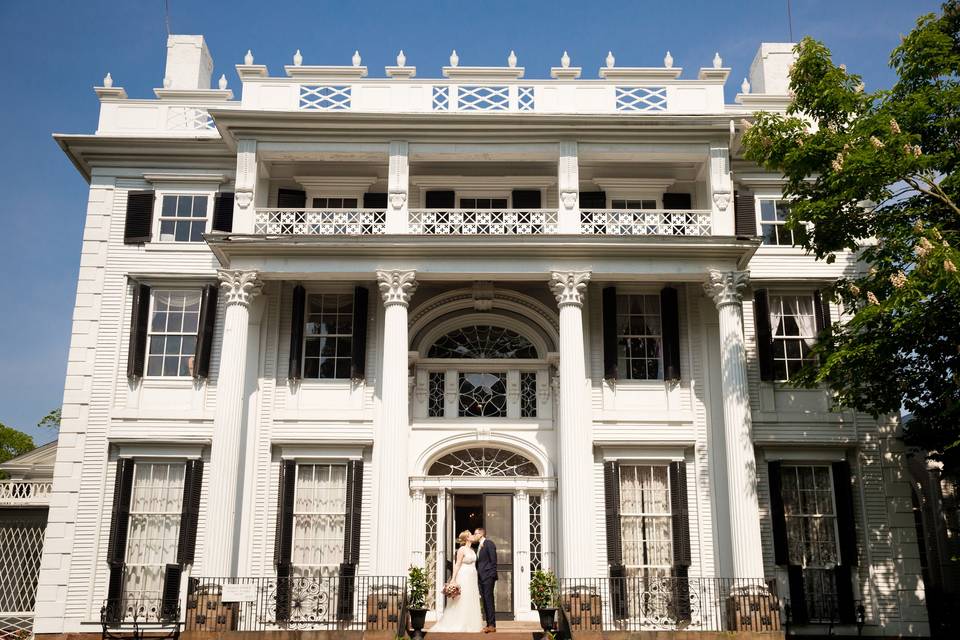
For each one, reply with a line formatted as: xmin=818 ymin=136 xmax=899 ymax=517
xmin=476 ymin=538 xmax=498 ymax=628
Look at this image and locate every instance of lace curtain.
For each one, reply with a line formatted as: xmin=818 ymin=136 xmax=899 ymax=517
xmin=619 ymin=465 xmax=672 ymax=574
xmin=292 ymin=464 xmax=348 ymax=579
xmin=124 ymin=462 xmax=186 ymax=598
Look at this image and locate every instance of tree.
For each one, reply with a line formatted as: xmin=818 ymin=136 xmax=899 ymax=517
xmin=0 ymin=422 xmax=35 ymax=465
xmin=38 ymin=407 xmax=61 ymax=432
xmin=742 ymin=2 xmax=960 ymax=465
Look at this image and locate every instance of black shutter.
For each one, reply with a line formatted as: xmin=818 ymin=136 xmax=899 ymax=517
xmin=669 ymin=461 xmax=691 ymax=566
xmin=832 ymin=460 xmax=858 ymax=566
xmin=275 ymin=562 xmax=291 ymax=622
xmin=602 ymin=287 xmax=619 ymax=380
xmin=177 ymin=459 xmax=204 ymax=565
xmin=194 ymin=284 xmax=218 ymax=379
xmin=127 ymin=283 xmax=151 ymax=379
xmin=662 ymin=193 xmax=692 ymax=209
xmin=107 ymin=458 xmax=135 ymax=565
xmin=813 ymin=289 xmax=832 ymax=338
xmin=350 ymin=287 xmax=369 ymax=380
xmin=661 ymin=287 xmax=681 ymax=381
xmin=123 ymin=191 xmax=155 ymax=244
xmin=211 ymin=192 xmax=234 ymax=233
xmin=105 ymin=565 xmax=125 ymax=623
xmin=338 ymin=460 xmax=364 ymax=621
xmin=274 ymin=460 xmax=296 ymax=622
xmin=787 ymin=565 xmax=808 ymax=624
xmin=511 ymin=190 xmax=542 ymax=208
xmin=363 ymin=192 xmax=388 ymax=208
xmin=603 ymin=461 xmax=622 ymax=566
xmin=425 ymin=190 xmax=455 ymax=208
xmin=835 ymin=564 xmax=856 ymax=624
xmin=768 ymin=461 xmax=789 ymax=566
xmin=161 ymin=564 xmax=182 ymax=620
xmin=277 ymin=188 xmax=306 ymax=208
xmin=288 ymin=285 xmax=306 ymax=380
xmin=753 ymin=289 xmax=775 ymax=382
xmin=672 ymin=564 xmax=692 ymax=623
xmin=579 ymin=191 xmax=606 ymax=209
xmin=734 ymin=189 xmax=757 ymax=237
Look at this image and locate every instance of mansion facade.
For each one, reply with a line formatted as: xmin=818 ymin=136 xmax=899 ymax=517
xmin=31 ymin=35 xmax=930 ymax=637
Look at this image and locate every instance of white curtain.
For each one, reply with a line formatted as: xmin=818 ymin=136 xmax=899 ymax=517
xmin=292 ymin=464 xmax=347 ymax=579
xmin=768 ymin=296 xmax=784 ymax=338
xmin=124 ymin=462 xmax=185 ymax=598
xmin=619 ymin=465 xmax=672 ymax=571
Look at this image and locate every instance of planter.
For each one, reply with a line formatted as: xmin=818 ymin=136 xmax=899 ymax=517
xmin=408 ymin=607 xmax=428 ymax=639
xmin=537 ymin=607 xmax=557 ymax=632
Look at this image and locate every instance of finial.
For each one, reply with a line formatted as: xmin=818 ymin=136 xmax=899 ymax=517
xmin=741 ymin=77 xmax=751 ymax=94
xmin=397 ymin=50 xmax=406 ymax=67
xmin=293 ymin=49 xmax=303 ymax=66
xmin=605 ymin=51 xmax=615 ymax=69
xmin=218 ymin=74 xmax=228 ymax=90
xmin=450 ymin=50 xmax=459 ymax=67
xmin=713 ymin=51 xmax=722 ymax=69
xmin=352 ymin=50 xmax=362 ymax=67
xmin=664 ymin=51 xmax=673 ymax=68
xmin=244 ymin=49 xmax=254 ymax=65
xmin=103 ymin=72 xmax=113 ymax=88
xmin=561 ymin=51 xmax=570 ymax=69
xmin=163 ymin=76 xmax=171 ymax=88
xmin=508 ymin=50 xmax=517 ymax=68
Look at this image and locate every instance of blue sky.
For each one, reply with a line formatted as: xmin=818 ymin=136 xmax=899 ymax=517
xmin=0 ymin=0 xmax=943 ymax=445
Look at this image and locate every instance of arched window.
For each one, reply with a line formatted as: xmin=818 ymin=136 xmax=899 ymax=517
xmin=427 ymin=447 xmax=539 ymax=477
xmin=427 ymin=325 xmax=538 ymax=359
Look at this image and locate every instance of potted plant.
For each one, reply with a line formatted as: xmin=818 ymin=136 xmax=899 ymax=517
xmin=530 ymin=570 xmax=559 ymax=632
xmin=406 ymin=565 xmax=429 ymax=639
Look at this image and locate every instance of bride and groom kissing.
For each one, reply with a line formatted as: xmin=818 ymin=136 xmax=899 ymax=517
xmin=430 ymin=527 xmax=499 ymax=634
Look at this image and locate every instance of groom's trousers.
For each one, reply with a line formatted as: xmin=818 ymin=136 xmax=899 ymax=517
xmin=479 ymin=579 xmax=497 ymax=628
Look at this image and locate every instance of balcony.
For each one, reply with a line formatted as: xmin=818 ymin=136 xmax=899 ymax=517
xmin=0 ymin=479 xmax=52 ymax=506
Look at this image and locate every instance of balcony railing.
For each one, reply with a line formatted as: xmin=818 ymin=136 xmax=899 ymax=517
xmin=408 ymin=208 xmax=559 ymax=235
xmin=253 ymin=208 xmax=387 ymax=235
xmin=0 ymin=479 xmax=53 ymax=506
xmin=580 ymin=209 xmax=712 ymax=236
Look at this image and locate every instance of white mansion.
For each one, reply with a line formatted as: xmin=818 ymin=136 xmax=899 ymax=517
xmin=30 ymin=35 xmax=930 ymax=638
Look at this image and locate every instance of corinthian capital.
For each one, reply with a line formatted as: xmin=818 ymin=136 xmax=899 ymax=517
xmin=377 ymin=270 xmax=418 ymax=307
xmin=703 ymin=270 xmax=749 ymax=308
xmin=218 ymin=270 xmax=263 ymax=306
xmin=550 ymin=271 xmax=591 ymax=307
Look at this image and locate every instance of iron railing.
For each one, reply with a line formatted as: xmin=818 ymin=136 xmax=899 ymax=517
xmin=185 ymin=575 xmax=407 ymax=633
xmin=556 ymin=576 xmax=781 ymax=632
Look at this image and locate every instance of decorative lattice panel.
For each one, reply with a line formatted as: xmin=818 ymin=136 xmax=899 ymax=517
xmin=424 ymin=495 xmax=438 ymax=606
xmin=580 ymin=209 xmax=711 ymax=236
xmin=428 ymin=448 xmax=538 ymax=477
xmin=615 ymin=86 xmax=668 ymax=112
xmin=408 ymin=209 xmax=558 ymax=235
xmin=0 ymin=512 xmax=46 ymax=636
xmin=458 ymin=86 xmax=509 ymax=111
xmin=529 ymin=495 xmax=542 ymax=572
xmin=520 ymin=372 xmax=538 ymax=418
xmin=428 ymin=372 xmax=445 ymax=417
xmin=518 ymin=86 xmax=535 ymax=111
xmin=432 ymin=86 xmax=450 ymax=111
xmin=254 ymin=209 xmax=386 ymax=235
xmin=166 ymin=107 xmax=215 ymax=131
xmin=300 ymin=85 xmax=352 ymax=110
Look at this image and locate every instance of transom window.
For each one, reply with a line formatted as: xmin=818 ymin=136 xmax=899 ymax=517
xmin=459 ymin=197 xmax=507 ymax=209
xmin=760 ymin=199 xmax=795 ymax=245
xmin=428 ymin=447 xmax=538 ymax=477
xmin=124 ymin=462 xmax=185 ymax=599
xmin=292 ymin=463 xmax=347 ymax=579
xmin=304 ymin=293 xmax=354 ymax=379
xmin=769 ymin=294 xmax=816 ymax=381
xmin=611 ymin=199 xmax=657 ymax=210
xmin=620 ymin=465 xmax=672 ymax=578
xmin=616 ymin=294 xmax=663 ymax=380
xmin=458 ymin=372 xmax=507 ymax=417
xmin=311 ymin=196 xmax=358 ymax=208
xmin=158 ymin=194 xmax=209 ymax=242
xmin=428 ymin=326 xmax=538 ymax=360
xmin=147 ymin=290 xmax=201 ymax=377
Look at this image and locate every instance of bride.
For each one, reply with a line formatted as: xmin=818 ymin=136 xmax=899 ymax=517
xmin=429 ymin=530 xmax=485 ymax=633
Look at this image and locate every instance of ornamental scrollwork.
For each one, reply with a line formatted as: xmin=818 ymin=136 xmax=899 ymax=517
xmin=703 ymin=270 xmax=749 ymax=308
xmin=218 ymin=270 xmax=263 ymax=306
xmin=377 ymin=270 xmax=417 ymax=307
xmin=550 ymin=271 xmax=591 ymax=307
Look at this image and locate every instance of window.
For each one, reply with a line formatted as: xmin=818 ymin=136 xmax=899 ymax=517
xmin=123 ymin=462 xmax=185 ymax=599
xmin=292 ymin=463 xmax=347 ymax=579
xmin=519 ymin=371 xmax=538 ymax=418
xmin=759 ymin=199 xmax=795 ymax=245
xmin=303 ymin=293 xmax=354 ymax=379
xmin=611 ymin=199 xmax=657 ymax=210
xmin=616 ymin=294 xmax=663 ymax=380
xmin=158 ymin=194 xmax=209 ymax=242
xmin=428 ymin=372 xmax=445 ymax=418
xmin=459 ymin=197 xmax=507 ymax=209
xmin=458 ymin=372 xmax=507 ymax=417
xmin=619 ymin=465 xmax=672 ymax=578
xmin=428 ymin=326 xmax=538 ymax=360
xmin=147 ymin=290 xmax=201 ymax=377
xmin=769 ymin=294 xmax=817 ymax=381
xmin=311 ymin=197 xmax=358 ymax=208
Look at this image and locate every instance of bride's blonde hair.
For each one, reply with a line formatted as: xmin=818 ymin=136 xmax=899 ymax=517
xmin=457 ymin=530 xmax=472 ymax=546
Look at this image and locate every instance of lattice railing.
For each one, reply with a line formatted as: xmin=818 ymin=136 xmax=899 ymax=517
xmin=0 ymin=515 xmax=46 ymax=638
xmin=299 ymin=85 xmax=352 ymax=110
xmin=408 ymin=209 xmax=558 ymax=235
xmin=458 ymin=85 xmax=510 ymax=111
xmin=254 ymin=209 xmax=387 ymax=235
xmin=166 ymin=106 xmax=216 ymax=131
xmin=615 ymin=86 xmax=668 ymax=112
xmin=0 ymin=481 xmax=52 ymax=506
xmin=580 ymin=209 xmax=712 ymax=236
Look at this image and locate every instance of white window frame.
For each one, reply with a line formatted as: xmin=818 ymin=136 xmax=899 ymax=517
xmin=757 ymin=197 xmax=796 ymax=246
xmin=290 ymin=462 xmax=349 ymax=579
xmin=616 ymin=292 xmax=665 ymax=381
xmin=609 ymin=196 xmax=660 ymax=210
xmin=768 ymin=291 xmax=818 ymax=382
xmin=309 ymin=194 xmax=361 ymax=209
xmin=145 ymin=288 xmax=203 ymax=379
xmin=456 ymin=191 xmax=511 ymax=209
xmin=154 ymin=192 xmax=213 ymax=243
xmin=302 ymin=291 xmax=355 ymax=381
xmin=619 ymin=463 xmax=673 ymax=576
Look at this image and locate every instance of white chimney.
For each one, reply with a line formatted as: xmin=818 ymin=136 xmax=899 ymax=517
xmin=747 ymin=43 xmax=796 ymax=95
xmin=163 ymin=35 xmax=214 ymax=90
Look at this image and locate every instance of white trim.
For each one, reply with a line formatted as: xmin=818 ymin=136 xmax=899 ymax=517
xmin=112 ymin=443 xmax=205 ymax=459
xmin=276 ymin=443 xmax=367 ymax=460
xmin=153 ymin=191 xmax=214 ymax=244
xmin=597 ymin=445 xmax=687 ymax=462
xmin=410 ymin=176 xmax=556 ymax=189
xmin=763 ymin=447 xmax=847 ymax=462
xmin=143 ymin=173 xmax=229 ymax=184
xmin=416 ymin=312 xmax=550 ymax=360
xmin=415 ymin=433 xmax=552 ymax=477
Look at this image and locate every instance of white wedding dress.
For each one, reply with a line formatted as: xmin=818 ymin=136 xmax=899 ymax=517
xmin=429 ymin=547 xmax=485 ymax=633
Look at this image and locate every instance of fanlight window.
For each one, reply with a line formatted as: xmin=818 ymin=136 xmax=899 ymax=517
xmin=427 ymin=326 xmax=538 ymax=359
xmin=428 ymin=447 xmax=539 ymax=477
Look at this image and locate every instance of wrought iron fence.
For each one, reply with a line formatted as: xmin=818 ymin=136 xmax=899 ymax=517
xmin=556 ymin=576 xmax=781 ymax=632
xmin=185 ymin=575 xmax=407 ymax=633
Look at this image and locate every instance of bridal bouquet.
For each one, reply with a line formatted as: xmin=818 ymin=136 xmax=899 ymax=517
xmin=442 ymin=583 xmax=461 ymax=599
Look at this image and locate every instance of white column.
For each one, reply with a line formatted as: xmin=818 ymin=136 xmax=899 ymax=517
xmin=410 ymin=488 xmax=427 ymax=567
xmin=708 ymin=143 xmax=734 ymax=235
xmin=703 ymin=270 xmax=765 ymax=578
xmin=514 ymin=489 xmax=532 ymax=615
xmin=542 ymin=489 xmax=556 ymax=572
xmin=435 ymin=488 xmax=448 ymax=614
xmin=373 ymin=269 xmax=417 ymax=575
xmin=558 ymin=141 xmax=580 ymax=233
xmin=205 ymin=270 xmax=262 ymax=576
xmin=549 ymin=271 xmax=593 ymax=577
xmin=387 ymin=141 xmax=410 ymax=234
xmin=233 ymin=139 xmax=259 ymax=233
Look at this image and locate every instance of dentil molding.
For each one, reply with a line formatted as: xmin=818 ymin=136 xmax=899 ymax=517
xmin=550 ymin=271 xmax=591 ymax=307
xmin=703 ymin=270 xmax=749 ymax=308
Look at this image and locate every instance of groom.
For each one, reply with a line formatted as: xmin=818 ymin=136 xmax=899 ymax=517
xmin=474 ymin=527 xmax=498 ymax=633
